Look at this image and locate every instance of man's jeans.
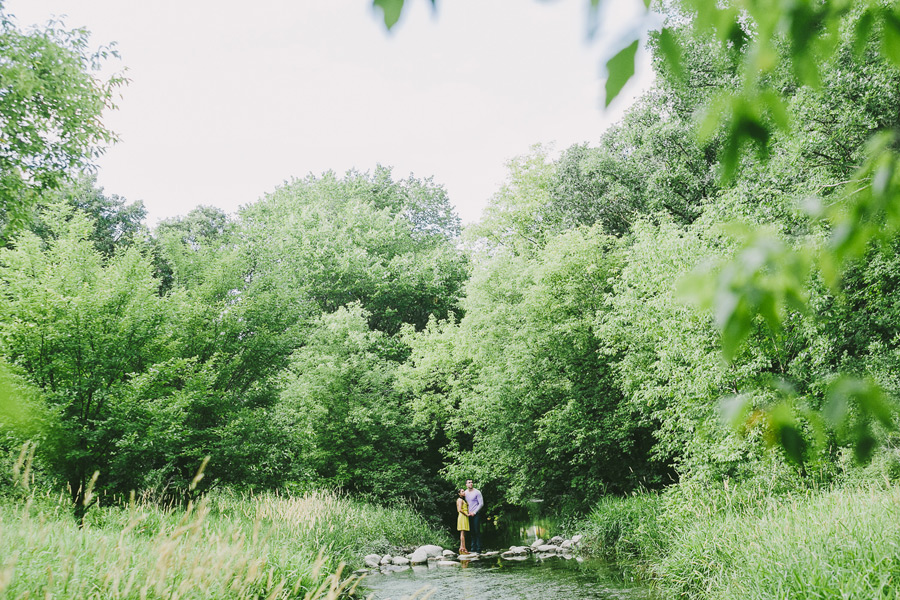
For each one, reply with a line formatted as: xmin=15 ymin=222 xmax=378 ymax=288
xmin=470 ymin=512 xmax=482 ymax=552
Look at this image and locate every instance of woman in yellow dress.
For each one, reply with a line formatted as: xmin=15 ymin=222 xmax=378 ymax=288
xmin=456 ymin=489 xmax=470 ymax=554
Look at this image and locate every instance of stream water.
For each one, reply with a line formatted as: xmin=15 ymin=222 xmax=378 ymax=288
xmin=361 ymin=513 xmax=651 ymax=600
xmin=360 ymin=555 xmax=650 ymax=600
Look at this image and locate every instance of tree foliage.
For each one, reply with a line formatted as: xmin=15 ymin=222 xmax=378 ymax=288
xmin=0 ymin=4 xmax=123 ymax=241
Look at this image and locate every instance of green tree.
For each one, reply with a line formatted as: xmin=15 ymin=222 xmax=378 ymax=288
xmin=240 ymin=168 xmax=467 ymax=335
xmin=0 ymin=204 xmax=169 ymax=507
xmin=404 ymin=225 xmax=665 ymax=508
xmin=277 ymin=303 xmax=435 ymax=499
xmin=28 ymin=176 xmax=147 ymax=257
xmin=372 ymin=0 xmax=900 ymax=463
xmin=0 ymin=5 xmax=123 ymax=241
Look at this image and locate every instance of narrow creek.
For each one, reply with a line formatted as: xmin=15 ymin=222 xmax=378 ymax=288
xmin=361 ymin=514 xmax=651 ymax=600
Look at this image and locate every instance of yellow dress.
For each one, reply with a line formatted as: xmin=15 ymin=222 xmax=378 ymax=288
xmin=457 ymin=500 xmax=470 ymax=531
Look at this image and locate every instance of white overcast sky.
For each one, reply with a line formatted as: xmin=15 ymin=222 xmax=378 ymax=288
xmin=6 ymin=0 xmax=656 ymax=226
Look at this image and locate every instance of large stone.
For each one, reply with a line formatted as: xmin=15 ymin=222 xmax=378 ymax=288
xmin=530 ymin=538 xmax=545 ymax=548
xmin=536 ymin=544 xmax=559 ymax=553
xmin=442 ymin=549 xmax=456 ymax=557
xmin=550 ymin=535 xmax=565 ymax=545
xmin=391 ymin=556 xmax=411 ymax=566
xmin=380 ymin=555 xmax=392 ymax=565
xmin=364 ymin=554 xmax=382 ymax=568
xmin=459 ymin=554 xmax=478 ymax=561
xmin=409 ymin=549 xmax=429 ymax=564
xmin=505 ymin=546 xmax=529 ymax=556
xmin=571 ymin=534 xmax=583 ymax=545
xmin=417 ymin=544 xmax=445 ymax=558
xmin=560 ymin=540 xmax=574 ymax=549
xmin=481 ymin=551 xmax=500 ymax=558
xmin=437 ymin=560 xmax=461 ymax=567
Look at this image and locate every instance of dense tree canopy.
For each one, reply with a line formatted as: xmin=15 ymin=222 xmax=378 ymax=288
xmin=2 ymin=0 xmax=900 ymax=522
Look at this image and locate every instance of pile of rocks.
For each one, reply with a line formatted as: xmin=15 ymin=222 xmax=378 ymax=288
xmin=500 ymin=534 xmax=583 ymax=561
xmin=362 ymin=545 xmax=463 ymax=573
xmin=359 ymin=535 xmax=584 ymax=574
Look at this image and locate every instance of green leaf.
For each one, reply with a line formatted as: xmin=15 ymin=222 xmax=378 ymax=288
xmin=718 ymin=291 xmax=751 ymax=362
xmin=778 ymin=423 xmax=807 ymax=465
xmin=852 ymin=9 xmax=874 ymax=58
xmin=853 ymin=427 xmax=876 ymax=463
xmin=720 ymin=393 xmax=751 ymax=429
xmin=604 ymin=39 xmax=639 ymax=107
xmin=657 ymin=27 xmax=684 ymax=80
xmin=882 ymin=9 xmax=900 ymax=68
xmin=374 ymin=0 xmax=405 ymax=30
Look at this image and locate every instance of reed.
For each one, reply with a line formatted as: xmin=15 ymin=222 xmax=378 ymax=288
xmin=0 ymin=487 xmax=448 ymax=599
xmin=581 ymin=482 xmax=900 ymax=599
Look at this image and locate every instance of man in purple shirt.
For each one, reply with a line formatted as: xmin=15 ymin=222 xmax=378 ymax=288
xmin=464 ymin=478 xmax=484 ymax=552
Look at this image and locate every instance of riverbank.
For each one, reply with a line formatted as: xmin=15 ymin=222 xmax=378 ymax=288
xmin=578 ymin=479 xmax=900 ymax=599
xmin=0 ymin=488 xmax=449 ymax=599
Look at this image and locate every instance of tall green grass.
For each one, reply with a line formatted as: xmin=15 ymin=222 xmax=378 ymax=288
xmin=0 ymin=488 xmax=450 ymax=599
xmin=581 ymin=482 xmax=900 ymax=599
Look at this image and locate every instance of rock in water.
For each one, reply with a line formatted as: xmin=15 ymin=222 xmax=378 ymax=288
xmin=364 ymin=554 xmax=382 ymax=568
xmin=417 ymin=544 xmax=445 ymax=558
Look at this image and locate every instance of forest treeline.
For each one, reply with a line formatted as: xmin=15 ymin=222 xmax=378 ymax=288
xmin=3 ymin=0 xmax=900 ymax=522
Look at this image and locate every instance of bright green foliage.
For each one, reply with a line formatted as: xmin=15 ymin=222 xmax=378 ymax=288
xmin=277 ymin=304 xmax=433 ymax=499
xmin=580 ymin=478 xmax=900 ymax=599
xmin=548 ymin=99 xmax=717 ymax=233
xmin=240 ymin=167 xmax=466 ymax=335
xmin=0 ymin=205 xmax=169 ymax=505
xmin=464 ymin=146 xmax=556 ymax=256
xmin=0 ymin=359 xmax=54 ymax=445
xmin=404 ymin=225 xmax=666 ymax=508
xmin=28 ymin=176 xmax=147 ymax=257
xmin=0 ymin=5 xmax=123 ymax=241
xmin=604 ymin=40 xmax=639 ymax=107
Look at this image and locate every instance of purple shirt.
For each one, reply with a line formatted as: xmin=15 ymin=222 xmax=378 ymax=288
xmin=464 ymin=488 xmax=483 ymax=515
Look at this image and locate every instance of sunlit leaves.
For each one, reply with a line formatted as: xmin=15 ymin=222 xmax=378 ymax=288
xmin=822 ymin=132 xmax=900 ymax=286
xmin=680 ymin=226 xmax=810 ymax=362
xmin=824 ymin=377 xmax=895 ymax=463
xmin=604 ymin=40 xmax=640 ymax=107
xmin=655 ymin=27 xmax=684 ymax=80
xmin=881 ymin=6 xmax=900 ymax=68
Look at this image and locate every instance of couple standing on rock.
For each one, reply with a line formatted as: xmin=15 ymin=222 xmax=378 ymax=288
xmin=456 ymin=478 xmax=484 ymax=555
